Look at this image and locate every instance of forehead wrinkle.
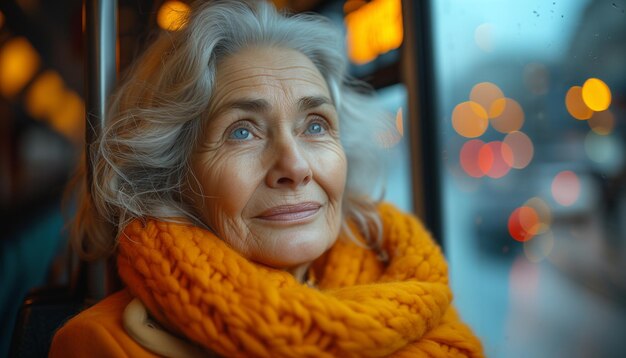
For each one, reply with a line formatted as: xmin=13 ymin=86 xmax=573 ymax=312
xmin=218 ymin=63 xmax=321 ymax=76
xmin=217 ymin=64 xmax=326 ymax=87
xmin=217 ymin=73 xmax=327 ymax=92
xmin=211 ymin=52 xmax=332 ymax=118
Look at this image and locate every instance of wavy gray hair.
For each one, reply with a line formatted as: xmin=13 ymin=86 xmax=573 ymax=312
xmin=72 ymin=0 xmax=391 ymax=259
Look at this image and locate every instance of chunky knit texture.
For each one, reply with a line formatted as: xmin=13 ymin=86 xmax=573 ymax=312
xmin=117 ymin=203 xmax=483 ymax=357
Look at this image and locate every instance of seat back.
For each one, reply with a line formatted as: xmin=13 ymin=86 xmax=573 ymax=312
xmin=9 ymin=286 xmax=88 ymax=358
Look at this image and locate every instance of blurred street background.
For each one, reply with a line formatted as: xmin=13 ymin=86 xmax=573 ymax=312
xmin=1 ymin=0 xmax=625 ymax=357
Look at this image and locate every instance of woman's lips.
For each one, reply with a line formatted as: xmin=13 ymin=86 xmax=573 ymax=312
xmin=255 ymin=202 xmax=322 ymax=222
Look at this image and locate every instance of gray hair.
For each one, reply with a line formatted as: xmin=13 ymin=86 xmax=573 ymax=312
xmin=72 ymin=0 xmax=391 ymax=259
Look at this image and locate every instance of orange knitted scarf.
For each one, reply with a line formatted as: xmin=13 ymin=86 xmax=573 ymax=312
xmin=117 ymin=203 xmax=483 ymax=357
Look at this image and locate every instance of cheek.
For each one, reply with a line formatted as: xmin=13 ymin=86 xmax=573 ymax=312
xmin=312 ymin=143 xmax=348 ymax=202
xmin=190 ymin=151 xmax=261 ymax=229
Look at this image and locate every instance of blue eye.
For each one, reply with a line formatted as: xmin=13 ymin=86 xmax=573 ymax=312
xmin=306 ymin=122 xmax=325 ymax=135
xmin=229 ymin=127 xmax=252 ymax=140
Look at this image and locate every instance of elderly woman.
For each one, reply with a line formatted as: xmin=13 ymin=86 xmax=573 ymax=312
xmin=50 ymin=1 xmax=483 ymax=357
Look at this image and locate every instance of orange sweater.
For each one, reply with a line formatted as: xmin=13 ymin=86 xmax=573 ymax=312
xmin=50 ymin=203 xmax=483 ymax=357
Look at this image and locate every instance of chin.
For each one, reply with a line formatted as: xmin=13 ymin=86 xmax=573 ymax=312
xmin=256 ymin=232 xmax=335 ymax=269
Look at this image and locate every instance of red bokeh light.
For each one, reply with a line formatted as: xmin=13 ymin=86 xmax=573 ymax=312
xmin=508 ymin=206 xmax=540 ymax=242
xmin=460 ymin=139 xmax=485 ymax=178
xmin=479 ymin=141 xmax=513 ymax=178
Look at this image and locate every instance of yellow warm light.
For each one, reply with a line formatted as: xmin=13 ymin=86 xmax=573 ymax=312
xmin=0 ymin=37 xmax=41 ymax=97
xmin=345 ymin=0 xmax=403 ymax=64
xmin=470 ymin=82 xmax=504 ymax=116
xmin=157 ymin=1 xmax=190 ymax=31
xmin=452 ymin=101 xmax=489 ymax=138
xmin=50 ymin=90 xmax=85 ymax=141
xmin=489 ymin=98 xmax=524 ymax=133
xmin=25 ymin=70 xmax=85 ymax=142
xmin=582 ymin=78 xmax=611 ymax=111
xmin=565 ymin=86 xmax=593 ymax=120
xmin=25 ymin=71 xmax=65 ymax=119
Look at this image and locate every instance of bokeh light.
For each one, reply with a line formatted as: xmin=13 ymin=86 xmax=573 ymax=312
xmin=474 ymin=23 xmax=494 ymax=52
xmin=508 ymin=206 xmax=539 ymax=242
xmin=470 ymin=82 xmax=503 ymax=114
xmin=49 ymin=91 xmax=85 ymax=141
xmin=551 ymin=171 xmax=580 ymax=207
xmin=395 ymin=107 xmax=403 ymax=136
xmin=452 ymin=101 xmax=489 ymax=138
xmin=524 ymin=197 xmax=551 ymax=234
xmin=489 ymin=98 xmax=524 ymax=133
xmin=565 ymin=86 xmax=593 ymax=120
xmin=582 ymin=78 xmax=611 ymax=112
xmin=345 ymin=0 xmax=403 ymax=65
xmin=460 ymin=139 xmax=485 ymax=178
xmin=0 ymin=10 xmax=5 ymax=29
xmin=0 ymin=37 xmax=41 ymax=98
xmin=479 ymin=141 xmax=512 ymax=178
xmin=24 ymin=70 xmax=85 ymax=142
xmin=503 ymin=131 xmax=534 ymax=169
xmin=157 ymin=1 xmax=190 ymax=31
xmin=24 ymin=70 xmax=65 ymax=119
xmin=523 ymin=231 xmax=555 ymax=263
xmin=587 ymin=110 xmax=615 ymax=135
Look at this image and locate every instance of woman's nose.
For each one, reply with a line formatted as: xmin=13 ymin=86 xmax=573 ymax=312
xmin=266 ymin=136 xmax=312 ymax=189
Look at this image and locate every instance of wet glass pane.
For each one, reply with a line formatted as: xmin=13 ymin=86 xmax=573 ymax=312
xmin=431 ymin=0 xmax=626 ymax=356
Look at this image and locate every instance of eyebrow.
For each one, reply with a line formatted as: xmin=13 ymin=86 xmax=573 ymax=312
xmin=297 ymin=96 xmax=334 ymax=111
xmin=219 ymin=96 xmax=334 ymax=114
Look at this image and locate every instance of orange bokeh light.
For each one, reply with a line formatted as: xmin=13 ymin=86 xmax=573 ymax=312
xmin=587 ymin=110 xmax=615 ymax=135
xmin=24 ymin=70 xmax=65 ymax=119
xmin=489 ymin=98 xmax=524 ymax=133
xmin=582 ymin=78 xmax=611 ymax=112
xmin=0 ymin=37 xmax=41 ymax=98
xmin=460 ymin=139 xmax=485 ymax=178
xmin=345 ymin=0 xmax=403 ymax=64
xmin=509 ymin=206 xmax=540 ymax=242
xmin=395 ymin=107 xmax=403 ymax=136
xmin=452 ymin=101 xmax=489 ymax=138
xmin=49 ymin=90 xmax=85 ymax=141
xmin=157 ymin=1 xmax=190 ymax=31
xmin=551 ymin=170 xmax=580 ymax=206
xmin=565 ymin=86 xmax=593 ymax=120
xmin=503 ymin=131 xmax=534 ymax=169
xmin=470 ymin=82 xmax=503 ymax=114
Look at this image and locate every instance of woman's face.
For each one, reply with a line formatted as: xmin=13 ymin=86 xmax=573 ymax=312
xmin=188 ymin=46 xmax=347 ymax=270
